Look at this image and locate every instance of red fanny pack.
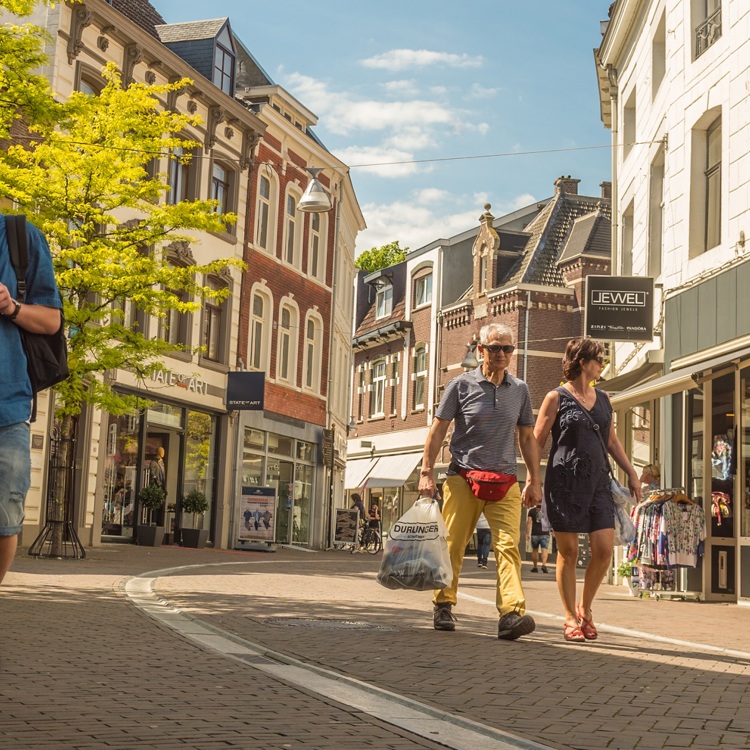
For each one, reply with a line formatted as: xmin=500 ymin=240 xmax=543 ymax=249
xmin=458 ymin=468 xmax=516 ymax=501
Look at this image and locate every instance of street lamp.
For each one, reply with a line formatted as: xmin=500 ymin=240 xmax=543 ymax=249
xmin=299 ymin=167 xmax=339 ymax=547
xmin=461 ymin=342 xmax=479 ymax=369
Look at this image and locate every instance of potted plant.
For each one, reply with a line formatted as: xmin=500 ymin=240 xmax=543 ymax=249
xmin=617 ymin=559 xmax=637 ymax=596
xmin=136 ymin=483 xmax=166 ymax=546
xmin=180 ymin=489 xmax=209 ymax=548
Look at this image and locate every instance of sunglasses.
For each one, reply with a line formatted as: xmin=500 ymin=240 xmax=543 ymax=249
xmin=589 ymin=355 xmax=606 ymax=365
xmin=481 ymin=344 xmax=515 ymax=355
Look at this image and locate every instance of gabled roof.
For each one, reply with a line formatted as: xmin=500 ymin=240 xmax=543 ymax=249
xmin=500 ymin=192 xmax=611 ymax=287
xmin=557 ymin=209 xmax=611 ymax=265
xmin=155 ymin=18 xmax=229 ymax=44
xmin=108 ymin=0 xmax=165 ymax=37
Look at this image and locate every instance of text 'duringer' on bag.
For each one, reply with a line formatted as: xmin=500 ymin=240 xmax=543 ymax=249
xmin=376 ymin=497 xmax=452 ymax=591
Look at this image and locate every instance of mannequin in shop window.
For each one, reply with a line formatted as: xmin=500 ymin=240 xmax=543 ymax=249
xmin=150 ymin=446 xmax=166 ymax=490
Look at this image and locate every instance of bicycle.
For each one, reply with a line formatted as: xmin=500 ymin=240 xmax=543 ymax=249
xmin=349 ymin=523 xmax=382 ymax=554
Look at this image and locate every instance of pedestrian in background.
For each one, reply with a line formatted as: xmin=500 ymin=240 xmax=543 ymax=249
xmin=534 ymin=338 xmax=641 ymax=642
xmin=419 ymin=322 xmax=542 ymax=640
xmin=526 ymin=501 xmax=550 ymax=573
xmin=475 ymin=513 xmax=491 ymax=569
xmin=0 ymin=215 xmax=63 ymax=585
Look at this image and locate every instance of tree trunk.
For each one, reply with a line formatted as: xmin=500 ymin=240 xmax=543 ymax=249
xmin=49 ymin=415 xmax=76 ymax=557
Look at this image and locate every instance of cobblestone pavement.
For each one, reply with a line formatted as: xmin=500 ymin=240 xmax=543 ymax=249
xmin=4 ymin=544 xmax=750 ymax=749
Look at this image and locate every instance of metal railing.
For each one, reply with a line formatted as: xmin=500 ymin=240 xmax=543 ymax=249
xmin=695 ymin=6 xmax=722 ymax=58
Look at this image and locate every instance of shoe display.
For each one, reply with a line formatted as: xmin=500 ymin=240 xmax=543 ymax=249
xmin=497 ymin=611 xmax=535 ymax=640
xmin=433 ymin=604 xmax=457 ymax=631
xmin=530 ymin=567 xmax=538 ymax=573
xmin=541 ymin=565 xmax=548 ymax=573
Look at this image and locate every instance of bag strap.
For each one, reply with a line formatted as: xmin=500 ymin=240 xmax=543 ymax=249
xmin=558 ymin=386 xmax=614 ymax=478
xmin=5 ymin=215 xmax=29 ymax=302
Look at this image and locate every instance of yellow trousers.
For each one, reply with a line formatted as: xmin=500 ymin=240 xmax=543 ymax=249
xmin=433 ymin=474 xmax=526 ymax=616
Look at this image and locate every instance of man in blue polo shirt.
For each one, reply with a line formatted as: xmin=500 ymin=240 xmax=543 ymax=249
xmin=0 ymin=215 xmax=63 ymax=585
xmin=419 ymin=322 xmax=542 ymax=639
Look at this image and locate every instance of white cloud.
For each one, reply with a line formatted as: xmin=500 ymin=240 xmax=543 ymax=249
xmin=467 ymin=83 xmax=499 ymax=99
xmin=361 ymin=49 xmax=484 ymax=72
xmin=381 ymin=79 xmax=419 ymax=96
xmin=355 ymin=191 xmax=540 ymax=255
xmin=333 ymin=146 xmax=421 ymax=178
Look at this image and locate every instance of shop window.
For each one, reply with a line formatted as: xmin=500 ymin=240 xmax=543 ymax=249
xmin=183 ymin=410 xmax=215 ymax=532
xmin=710 ymin=372 xmax=735 ymax=539
xmin=256 ymin=172 xmax=277 ymax=253
xmin=268 ymin=432 xmax=294 ymax=457
xmin=413 ymin=345 xmax=427 ymax=409
xmin=302 ymin=313 xmax=323 ymax=392
xmin=101 ymin=412 xmax=141 ymax=539
xmin=249 ymin=286 xmax=272 ymax=371
xmin=375 ymin=282 xmax=393 ymax=319
xmin=741 ymin=372 xmax=750 ymax=538
xmin=202 ymin=276 xmax=228 ymax=364
xmin=277 ymin=301 xmax=299 ymax=384
xmin=307 ymin=211 xmax=326 ymax=281
xmin=371 ymin=359 xmax=386 ymax=417
xmin=413 ymin=273 xmax=432 ymax=308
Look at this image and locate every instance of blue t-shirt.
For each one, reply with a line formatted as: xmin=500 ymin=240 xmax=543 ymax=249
xmin=0 ymin=216 xmax=62 ymax=427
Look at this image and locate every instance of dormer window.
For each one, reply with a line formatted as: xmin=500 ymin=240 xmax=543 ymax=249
xmin=213 ymin=25 xmax=236 ymax=95
xmin=375 ymin=282 xmax=393 ymax=319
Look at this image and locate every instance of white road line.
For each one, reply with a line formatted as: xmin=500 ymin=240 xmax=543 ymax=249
xmin=123 ymin=566 xmax=555 ymax=750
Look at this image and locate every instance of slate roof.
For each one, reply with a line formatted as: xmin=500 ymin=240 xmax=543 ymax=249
xmin=155 ymin=18 xmax=228 ymax=44
xmin=498 ymin=192 xmax=611 ymax=288
xmin=108 ymin=0 xmax=165 ymax=37
xmin=557 ymin=209 xmax=611 ymax=265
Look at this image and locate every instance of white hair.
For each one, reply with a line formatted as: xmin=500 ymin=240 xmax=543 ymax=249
xmin=479 ymin=322 xmax=514 ymax=345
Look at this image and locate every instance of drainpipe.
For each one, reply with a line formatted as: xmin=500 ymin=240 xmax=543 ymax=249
xmin=607 ymin=63 xmax=619 ymax=374
xmin=523 ymin=288 xmax=531 ymax=383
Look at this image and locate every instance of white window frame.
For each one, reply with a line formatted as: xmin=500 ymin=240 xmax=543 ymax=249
xmin=302 ymin=311 xmax=323 ymax=393
xmin=256 ymin=172 xmax=277 ymax=253
xmin=370 ymin=360 xmax=386 ymax=417
xmin=276 ymin=299 xmax=299 ymax=385
xmin=413 ymin=273 xmax=432 ymax=308
xmin=249 ymin=286 xmax=273 ymax=372
xmin=284 ymin=190 xmax=302 ymax=268
xmin=307 ymin=211 xmax=327 ymax=281
xmin=375 ymin=282 xmax=393 ymax=319
xmin=413 ymin=345 xmax=427 ymax=410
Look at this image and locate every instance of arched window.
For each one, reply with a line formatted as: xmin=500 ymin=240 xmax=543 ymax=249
xmin=302 ymin=312 xmax=323 ymax=392
xmin=370 ymin=360 xmax=386 ymax=416
xmin=276 ymin=301 xmax=299 ymax=384
xmin=413 ymin=272 xmax=432 ymax=307
xmin=249 ymin=287 xmax=272 ymax=371
xmin=375 ymin=282 xmax=393 ymax=319
xmin=284 ymin=191 xmax=302 ymax=267
xmin=256 ymin=172 xmax=277 ymax=252
xmin=307 ymin=211 xmax=326 ymax=281
xmin=158 ymin=261 xmax=190 ymax=348
xmin=413 ymin=345 xmax=427 ymax=409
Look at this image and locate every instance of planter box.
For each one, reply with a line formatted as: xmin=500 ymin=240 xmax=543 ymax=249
xmin=181 ymin=528 xmax=209 ymax=549
xmin=137 ymin=525 xmax=165 ymax=547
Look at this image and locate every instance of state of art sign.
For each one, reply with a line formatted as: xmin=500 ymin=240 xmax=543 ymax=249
xmin=585 ymin=276 xmax=654 ymax=342
xmin=226 ymin=372 xmax=265 ymax=410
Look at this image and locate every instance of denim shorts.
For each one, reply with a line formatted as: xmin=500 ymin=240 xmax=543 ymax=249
xmin=0 ymin=422 xmax=31 ymax=536
xmin=530 ymin=534 xmax=550 ymax=550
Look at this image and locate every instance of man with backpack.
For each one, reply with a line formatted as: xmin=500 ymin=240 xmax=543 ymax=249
xmin=0 ymin=214 xmax=63 ymax=584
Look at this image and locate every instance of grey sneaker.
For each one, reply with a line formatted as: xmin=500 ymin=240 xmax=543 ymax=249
xmin=498 ymin=611 xmax=536 ymax=640
xmin=433 ymin=604 xmax=457 ymax=631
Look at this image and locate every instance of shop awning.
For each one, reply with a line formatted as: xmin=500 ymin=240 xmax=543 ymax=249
xmin=344 ymin=457 xmax=378 ymax=490
xmin=364 ymin=453 xmax=422 ymax=489
xmin=610 ymin=344 xmax=750 ymax=411
xmin=597 ymin=360 xmax=663 ymax=394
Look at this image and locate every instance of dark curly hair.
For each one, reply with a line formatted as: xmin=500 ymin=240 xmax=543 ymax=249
xmin=562 ymin=338 xmax=604 ymax=381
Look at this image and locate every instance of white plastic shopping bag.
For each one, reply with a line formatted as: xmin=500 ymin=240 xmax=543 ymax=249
xmin=376 ymin=496 xmax=452 ymax=590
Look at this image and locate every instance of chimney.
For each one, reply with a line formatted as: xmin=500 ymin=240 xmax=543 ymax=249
xmin=600 ymin=181 xmax=612 ymax=200
xmin=554 ymin=175 xmax=580 ymax=195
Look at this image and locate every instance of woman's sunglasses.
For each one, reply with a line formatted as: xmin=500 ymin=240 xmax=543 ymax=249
xmin=588 ymin=355 xmax=606 ymax=365
xmin=481 ymin=344 xmax=515 ymax=355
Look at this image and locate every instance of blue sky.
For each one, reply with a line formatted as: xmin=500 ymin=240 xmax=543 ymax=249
xmin=155 ymin=1 xmax=613 ymax=253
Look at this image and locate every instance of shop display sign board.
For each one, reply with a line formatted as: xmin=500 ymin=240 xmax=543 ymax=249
xmin=237 ymin=486 xmax=276 ymax=543
xmin=226 ymin=372 xmax=265 ymax=410
xmin=585 ymin=275 xmax=654 ymax=341
xmin=321 ymin=428 xmax=334 ymax=469
xmin=333 ymin=509 xmax=359 ymax=545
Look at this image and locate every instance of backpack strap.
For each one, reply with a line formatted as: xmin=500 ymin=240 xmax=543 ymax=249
xmin=5 ymin=215 xmax=29 ymax=302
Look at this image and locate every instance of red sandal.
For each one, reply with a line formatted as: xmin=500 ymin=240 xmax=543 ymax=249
xmin=563 ymin=621 xmax=586 ymax=642
xmin=577 ymin=605 xmax=598 ymax=640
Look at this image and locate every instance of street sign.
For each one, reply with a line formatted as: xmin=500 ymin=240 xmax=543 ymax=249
xmin=585 ymin=275 xmax=654 ymax=341
xmin=321 ymin=428 xmax=334 ymax=469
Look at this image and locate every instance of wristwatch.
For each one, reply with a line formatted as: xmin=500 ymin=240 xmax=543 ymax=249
xmin=2 ymin=299 xmax=21 ymax=320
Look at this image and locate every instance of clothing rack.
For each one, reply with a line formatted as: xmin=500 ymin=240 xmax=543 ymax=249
xmin=629 ymin=488 xmax=705 ymax=602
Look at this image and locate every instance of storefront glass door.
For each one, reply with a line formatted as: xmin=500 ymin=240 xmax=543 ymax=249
xmin=267 ymin=459 xmax=294 ymax=543
xmin=102 ymin=413 xmax=141 ymax=539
